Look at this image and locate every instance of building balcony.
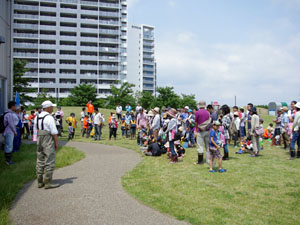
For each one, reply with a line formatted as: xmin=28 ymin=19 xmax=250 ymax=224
xmin=39 ymin=73 xmax=58 ymax=78
xmin=40 ymin=6 xmax=57 ymax=12
xmin=39 ymin=34 xmax=57 ymax=40
xmin=58 ymin=45 xmax=77 ymax=51
xmin=60 ymin=0 xmax=78 ymax=4
xmin=25 ymin=63 xmax=39 ymax=68
xmin=143 ymin=60 xmax=155 ymax=65
xmin=14 ymin=33 xmax=38 ymax=38
xmin=60 ymin=35 xmax=78 ymax=41
xmin=99 ymin=47 xmax=119 ymax=53
xmin=58 ymin=64 xmax=77 ymax=69
xmin=13 ymin=43 xmax=38 ymax=49
xmin=13 ymin=52 xmax=38 ymax=57
xmin=23 ymin=72 xmax=38 ymax=77
xmin=99 ymin=20 xmax=120 ymax=26
xmin=143 ymin=41 xmax=154 ymax=47
xmin=99 ymin=38 xmax=119 ymax=43
xmin=39 ymin=25 xmax=57 ymax=31
xmin=39 ymin=53 xmax=57 ymax=58
xmin=143 ymin=48 xmax=154 ymax=53
xmin=99 ymin=29 xmax=119 ymax=35
xmin=99 ymin=2 xmax=120 ymax=8
xmin=57 ymin=73 xmax=78 ymax=78
xmin=39 ymin=44 xmax=57 ymax=50
xmin=99 ymin=56 xmax=119 ymax=62
xmin=143 ymin=54 xmax=154 ymax=59
xmin=59 ymin=54 xmax=77 ymax=60
xmin=97 ymin=84 xmax=111 ymax=89
xmin=79 ymin=74 xmax=98 ymax=79
xmin=39 ymin=63 xmax=58 ymax=69
xmin=80 ymin=0 xmax=98 ymax=6
xmin=99 ymin=12 xmax=119 ymax=18
xmin=39 ymin=15 xmax=57 ymax=21
xmin=79 ymin=46 xmax=98 ymax=51
xmin=80 ymin=9 xmax=99 ymax=16
xmin=13 ymin=23 xmax=38 ymax=30
xmin=80 ymin=64 xmax=98 ymax=69
xmin=80 ymin=27 xmax=98 ymax=33
xmin=14 ymin=4 xmax=39 ymax=11
xmin=99 ymin=65 xmax=119 ymax=71
xmin=14 ymin=14 xmax=38 ymax=19
xmin=143 ymin=80 xmax=154 ymax=85
xmin=80 ymin=17 xmax=98 ymax=24
xmin=80 ymin=55 xmax=98 ymax=60
xmin=99 ymin=74 xmax=119 ymax=80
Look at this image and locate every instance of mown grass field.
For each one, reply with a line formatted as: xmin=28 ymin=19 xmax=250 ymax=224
xmin=55 ymin=107 xmax=300 ymax=225
xmin=0 ymin=144 xmax=85 ymax=225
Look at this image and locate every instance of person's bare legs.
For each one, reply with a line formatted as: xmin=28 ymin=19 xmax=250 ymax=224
xmin=209 ymin=159 xmax=213 ymax=171
xmin=218 ymin=158 xmax=223 ymax=170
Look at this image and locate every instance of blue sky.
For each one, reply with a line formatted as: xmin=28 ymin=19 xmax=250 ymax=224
xmin=128 ymin=0 xmax=300 ymax=106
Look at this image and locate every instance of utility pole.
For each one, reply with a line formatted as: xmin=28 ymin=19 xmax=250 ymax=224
xmin=234 ymin=95 xmax=237 ymax=106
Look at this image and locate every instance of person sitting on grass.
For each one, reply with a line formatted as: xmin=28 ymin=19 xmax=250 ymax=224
xmin=144 ymin=141 xmax=162 ymax=157
xmin=208 ymin=120 xmax=227 ymax=173
xmin=109 ymin=115 xmax=118 ymax=140
xmin=263 ymin=123 xmax=274 ymax=140
xmin=68 ymin=122 xmax=74 ymax=140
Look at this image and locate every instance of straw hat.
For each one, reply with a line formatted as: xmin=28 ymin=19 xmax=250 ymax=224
xmin=153 ymin=107 xmax=160 ymax=113
xmin=147 ymin=111 xmax=154 ymax=117
xmin=295 ymin=102 xmax=300 ymax=109
xmin=198 ymin=101 xmax=206 ymax=109
xmin=233 ymin=112 xmax=239 ymax=116
xmin=282 ymin=106 xmax=289 ymax=112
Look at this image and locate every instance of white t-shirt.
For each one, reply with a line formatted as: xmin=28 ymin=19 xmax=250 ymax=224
xmin=116 ymin=106 xmax=122 ymax=114
xmin=94 ymin=113 xmax=101 ymax=125
xmin=80 ymin=111 xmax=86 ymax=121
xmin=234 ymin=117 xmax=241 ymax=130
xmin=34 ymin=111 xmax=58 ymax=135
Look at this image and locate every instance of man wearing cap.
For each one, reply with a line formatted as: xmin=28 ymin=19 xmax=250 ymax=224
xmin=281 ymin=106 xmax=290 ymax=150
xmin=194 ymin=101 xmax=211 ymax=164
xmin=290 ymin=102 xmax=300 ymax=159
xmin=34 ymin=100 xmax=59 ymax=189
xmin=151 ymin=107 xmax=161 ymax=140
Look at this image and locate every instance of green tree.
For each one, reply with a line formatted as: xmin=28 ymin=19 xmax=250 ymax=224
xmin=107 ymin=82 xmax=136 ymax=109
xmin=180 ymin=94 xmax=197 ymax=109
xmin=64 ymin=83 xmax=97 ymax=106
xmin=13 ymin=59 xmax=34 ymax=103
xmin=155 ymin=86 xmax=181 ymax=109
xmin=136 ymin=91 xmax=155 ymax=110
xmin=33 ymin=92 xmax=55 ymax=108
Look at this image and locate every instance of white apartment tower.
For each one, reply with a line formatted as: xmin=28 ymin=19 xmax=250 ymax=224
xmin=12 ymin=0 xmax=128 ymax=98
xmin=127 ymin=24 xmax=156 ymax=94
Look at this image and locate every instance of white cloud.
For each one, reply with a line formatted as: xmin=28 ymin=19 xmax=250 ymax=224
xmin=156 ymin=32 xmax=300 ymax=105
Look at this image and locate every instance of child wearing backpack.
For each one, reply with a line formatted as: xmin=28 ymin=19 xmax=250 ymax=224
xmin=130 ymin=115 xmax=137 ymax=140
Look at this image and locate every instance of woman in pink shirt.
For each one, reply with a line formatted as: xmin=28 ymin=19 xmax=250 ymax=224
xmin=137 ymin=108 xmax=148 ymax=129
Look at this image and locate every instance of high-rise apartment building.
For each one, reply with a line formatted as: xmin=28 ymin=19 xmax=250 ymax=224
xmin=12 ymin=0 xmax=127 ymax=98
xmin=0 ymin=0 xmax=12 ymax=113
xmin=127 ymin=24 xmax=156 ymax=94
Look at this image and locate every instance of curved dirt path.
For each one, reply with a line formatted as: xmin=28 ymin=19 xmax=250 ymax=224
xmin=10 ymin=142 xmax=188 ymax=225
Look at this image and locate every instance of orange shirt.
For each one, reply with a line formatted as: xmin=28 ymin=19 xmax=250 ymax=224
xmin=86 ymin=103 xmax=94 ymax=114
xmin=28 ymin=114 xmax=35 ymax=125
xmin=83 ymin=117 xmax=88 ymax=129
xmin=108 ymin=115 xmax=112 ymax=123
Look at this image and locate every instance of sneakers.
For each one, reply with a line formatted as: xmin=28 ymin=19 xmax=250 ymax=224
xmin=5 ymin=161 xmax=14 ymax=166
xmin=218 ymin=169 xmax=227 ymax=173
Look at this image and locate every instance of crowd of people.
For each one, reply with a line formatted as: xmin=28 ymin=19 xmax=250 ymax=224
xmin=2 ymin=99 xmax=300 ymax=174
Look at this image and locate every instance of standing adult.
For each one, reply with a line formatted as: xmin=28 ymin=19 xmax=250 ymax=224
xmin=281 ymin=106 xmax=290 ymax=150
xmin=56 ymin=106 xmax=64 ymax=132
xmin=22 ymin=109 xmax=30 ymax=139
xmin=93 ymin=107 xmax=102 ymax=141
xmin=151 ymin=107 xmax=161 ymax=140
xmin=165 ymin=108 xmax=178 ymax=163
xmin=86 ymin=100 xmax=94 ymax=116
xmin=290 ymin=102 xmax=300 ymax=159
xmin=207 ymin=104 xmax=218 ymax=121
xmin=136 ymin=103 xmax=142 ymax=116
xmin=35 ymin=100 xmax=59 ymax=189
xmin=3 ymin=101 xmax=17 ymax=165
xmin=249 ymin=107 xmax=260 ymax=157
xmin=194 ymin=101 xmax=211 ymax=164
xmin=137 ymin=108 xmax=148 ymax=130
xmin=125 ymin=103 xmax=132 ymax=113
xmin=246 ymin=103 xmax=254 ymax=137
xmin=13 ymin=106 xmax=22 ymax=152
xmin=80 ymin=107 xmax=86 ymax=134
xmin=220 ymin=104 xmax=231 ymax=160
xmin=116 ymin=103 xmax=122 ymax=120
xmin=272 ymin=109 xmax=282 ymax=146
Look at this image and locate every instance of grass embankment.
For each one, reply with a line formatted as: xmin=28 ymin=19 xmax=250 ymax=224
xmin=0 ymin=144 xmax=85 ymax=225
xmin=38 ymin=107 xmax=300 ymax=225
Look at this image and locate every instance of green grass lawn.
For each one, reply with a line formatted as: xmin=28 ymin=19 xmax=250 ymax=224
xmin=0 ymin=144 xmax=85 ymax=225
xmin=6 ymin=106 xmax=297 ymax=225
xmin=57 ymin=107 xmax=300 ymax=225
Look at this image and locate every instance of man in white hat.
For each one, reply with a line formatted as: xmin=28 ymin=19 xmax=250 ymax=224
xmin=290 ymin=102 xmax=300 ymax=159
xmin=34 ymin=100 xmax=59 ymax=189
xmin=151 ymin=107 xmax=161 ymax=139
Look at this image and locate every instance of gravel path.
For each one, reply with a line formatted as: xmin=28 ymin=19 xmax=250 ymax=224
xmin=10 ymin=142 xmax=188 ymax=225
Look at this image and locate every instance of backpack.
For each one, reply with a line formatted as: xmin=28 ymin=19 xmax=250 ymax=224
xmin=0 ymin=112 xmax=8 ymax=133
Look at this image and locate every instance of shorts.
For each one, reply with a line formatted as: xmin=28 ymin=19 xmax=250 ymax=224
xmin=209 ymin=146 xmax=222 ymax=160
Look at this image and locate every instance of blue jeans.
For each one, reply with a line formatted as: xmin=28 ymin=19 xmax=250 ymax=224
xmin=169 ymin=141 xmax=176 ymax=156
xmin=291 ymin=132 xmax=300 ymax=151
xmin=223 ymin=139 xmax=229 ymax=153
xmin=94 ymin=125 xmax=102 ymax=140
xmin=4 ymin=133 xmax=14 ymax=153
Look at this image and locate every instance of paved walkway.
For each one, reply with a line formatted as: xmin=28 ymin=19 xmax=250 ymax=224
xmin=10 ymin=142 xmax=188 ymax=225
